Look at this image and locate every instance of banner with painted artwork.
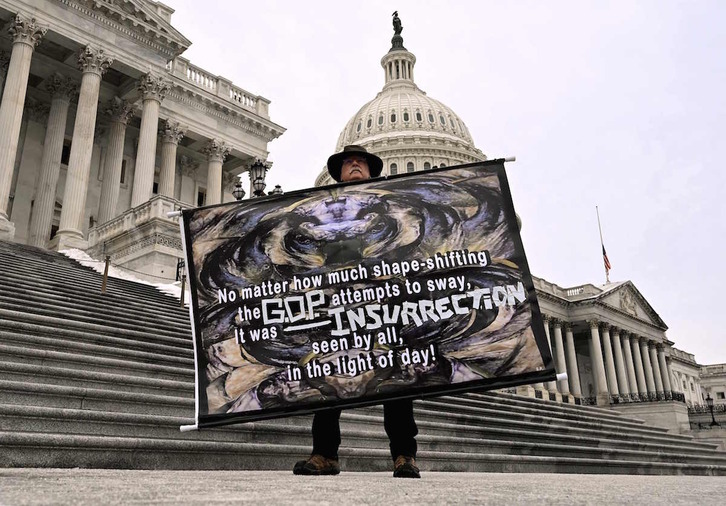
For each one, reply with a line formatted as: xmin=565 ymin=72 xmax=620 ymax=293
xmin=180 ymin=161 xmax=555 ymax=428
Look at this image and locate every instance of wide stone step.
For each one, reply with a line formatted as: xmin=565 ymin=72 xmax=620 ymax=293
xmin=1 ymin=431 xmax=724 ymax=475
xmin=419 ymin=398 xmax=679 ymax=440
xmin=0 ymin=297 xmax=190 ymax=342
xmin=0 ymin=379 xmax=192 ymax=417
xmin=2 ymin=404 xmax=724 ymax=467
xmin=0 ymin=309 xmax=192 ymax=353
xmin=457 ymin=391 xmax=647 ymax=426
xmin=0 ymin=360 xmax=193 ymax=398
xmin=0 ymin=269 xmax=189 ymax=325
xmin=0 ymin=342 xmax=193 ymax=382
xmin=0 ymin=255 xmax=187 ymax=314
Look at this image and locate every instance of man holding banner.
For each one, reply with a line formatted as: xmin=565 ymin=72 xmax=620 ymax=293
xmin=292 ymin=145 xmax=421 ymax=479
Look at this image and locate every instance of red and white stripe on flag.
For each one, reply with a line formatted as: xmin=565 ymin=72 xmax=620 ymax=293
xmin=602 ymin=245 xmax=611 ymax=271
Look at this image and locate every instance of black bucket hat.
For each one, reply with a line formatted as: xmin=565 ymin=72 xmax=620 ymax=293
xmin=326 ymin=145 xmax=383 ymax=182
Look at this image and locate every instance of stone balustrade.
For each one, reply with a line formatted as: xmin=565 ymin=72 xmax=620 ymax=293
xmin=88 ymin=194 xmax=187 ymax=248
xmin=166 ymin=56 xmax=270 ymax=118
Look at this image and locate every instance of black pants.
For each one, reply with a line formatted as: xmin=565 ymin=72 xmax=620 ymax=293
xmin=311 ymin=399 xmax=418 ymax=461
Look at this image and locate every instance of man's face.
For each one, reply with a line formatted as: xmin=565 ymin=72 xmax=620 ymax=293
xmin=340 ymin=155 xmax=371 ymax=182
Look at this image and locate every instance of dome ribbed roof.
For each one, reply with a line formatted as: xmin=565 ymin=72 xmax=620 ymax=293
xmin=316 ymin=18 xmax=485 ymax=187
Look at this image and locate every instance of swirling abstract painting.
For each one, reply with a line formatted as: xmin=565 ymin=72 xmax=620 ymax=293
xmin=181 ymin=162 xmax=555 ymax=427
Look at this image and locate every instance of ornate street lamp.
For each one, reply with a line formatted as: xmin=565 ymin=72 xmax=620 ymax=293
xmin=232 ymin=179 xmax=246 ymax=201
xmin=249 ymin=159 xmax=268 ymax=197
xmin=270 ymin=185 xmax=283 ymax=195
xmin=705 ymin=393 xmax=721 ymax=427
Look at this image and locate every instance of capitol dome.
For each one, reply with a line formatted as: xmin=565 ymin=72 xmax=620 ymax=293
xmin=315 ymin=17 xmax=486 ymax=186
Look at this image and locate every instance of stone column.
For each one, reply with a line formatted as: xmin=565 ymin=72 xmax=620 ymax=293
xmin=203 ymin=139 xmax=229 ymax=205
xmin=563 ymin=323 xmax=581 ymax=397
xmin=552 ymin=320 xmax=570 ymax=395
xmin=661 ymin=352 xmax=676 ymax=399
xmin=0 ymin=15 xmax=46 ymax=239
xmin=130 ymin=73 xmax=169 ymax=208
xmin=600 ymin=323 xmax=620 ymax=397
xmin=588 ymin=320 xmax=609 ymax=402
xmin=630 ymin=335 xmax=647 ymax=400
xmin=610 ymin=327 xmax=630 ymax=399
xmin=158 ymin=120 xmax=185 ymax=197
xmin=54 ymin=46 xmax=113 ymax=249
xmin=97 ymin=98 xmax=134 ymax=224
xmin=639 ymin=338 xmax=656 ymax=400
xmin=622 ymin=332 xmax=639 ymax=400
xmin=28 ymin=75 xmax=76 ymax=247
xmin=649 ymin=344 xmax=664 ymax=399
xmin=542 ymin=316 xmax=557 ymax=393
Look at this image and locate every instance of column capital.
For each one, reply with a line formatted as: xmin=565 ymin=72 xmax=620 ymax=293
xmin=161 ymin=120 xmax=186 ymax=144
xmin=203 ymin=139 xmax=230 ymax=163
xmin=46 ymin=74 xmax=77 ymax=102
xmin=552 ymin=318 xmax=562 ymax=329
xmin=77 ymin=46 xmax=113 ymax=76
xmin=138 ymin=72 xmax=170 ymax=103
xmin=25 ymin=98 xmax=49 ymax=122
xmin=562 ymin=321 xmax=573 ymax=331
xmin=179 ymin=155 xmax=199 ymax=178
xmin=541 ymin=314 xmax=551 ymax=323
xmin=104 ymin=96 xmax=134 ymax=125
xmin=601 ymin=322 xmax=611 ymax=331
xmin=587 ymin=319 xmax=600 ymax=329
xmin=8 ymin=14 xmax=47 ymax=49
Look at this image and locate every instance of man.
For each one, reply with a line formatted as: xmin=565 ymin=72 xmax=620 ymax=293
xmin=293 ymin=145 xmax=421 ymax=479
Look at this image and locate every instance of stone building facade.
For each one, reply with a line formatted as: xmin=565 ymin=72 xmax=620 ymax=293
xmin=0 ymin=0 xmax=284 ymax=279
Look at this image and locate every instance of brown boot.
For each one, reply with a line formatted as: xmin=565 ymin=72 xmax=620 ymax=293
xmin=393 ymin=455 xmax=420 ymax=478
xmin=292 ymin=454 xmax=340 ymax=476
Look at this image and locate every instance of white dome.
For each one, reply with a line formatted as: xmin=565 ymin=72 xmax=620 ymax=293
xmin=316 ymin=30 xmax=486 ymax=186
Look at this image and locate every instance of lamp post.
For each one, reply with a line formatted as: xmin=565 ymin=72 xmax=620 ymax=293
xmin=706 ymin=393 xmax=721 ymax=427
xmin=249 ymin=159 xmax=268 ymax=197
xmin=232 ymin=179 xmax=246 ymax=201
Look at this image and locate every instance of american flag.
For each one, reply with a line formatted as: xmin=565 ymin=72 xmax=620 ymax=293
xmin=602 ymin=245 xmax=612 ymax=272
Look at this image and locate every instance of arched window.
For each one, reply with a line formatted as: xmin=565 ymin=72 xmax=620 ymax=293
xmin=378 ymin=113 xmax=384 ymax=126
xmin=439 ymin=162 xmax=447 ymax=168
xmin=415 ymin=111 xmax=423 ymax=122
xmin=390 ymin=163 xmax=398 ymax=175
xmin=356 ymin=121 xmax=362 ymax=133
xmin=406 ymin=162 xmax=414 ymax=173
xmin=403 ymin=111 xmax=409 ymax=122
xmin=366 ymin=117 xmax=372 ymax=129
xmin=439 ymin=114 xmax=446 ymax=126
xmin=428 ymin=112 xmax=435 ymax=123
xmin=390 ymin=111 xmax=397 ymax=123
xmin=424 ymin=162 xmax=431 ymax=170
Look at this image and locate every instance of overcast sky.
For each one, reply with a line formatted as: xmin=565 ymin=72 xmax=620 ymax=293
xmin=164 ymin=1 xmax=725 ymax=364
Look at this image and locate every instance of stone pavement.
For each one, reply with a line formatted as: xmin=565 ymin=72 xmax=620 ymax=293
xmin=1 ymin=470 xmax=725 ymax=505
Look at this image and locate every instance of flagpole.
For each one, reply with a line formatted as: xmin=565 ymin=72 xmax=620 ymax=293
xmin=596 ymin=206 xmax=609 ymax=283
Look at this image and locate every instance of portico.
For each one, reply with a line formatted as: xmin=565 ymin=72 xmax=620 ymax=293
xmin=0 ymin=2 xmax=285 ymax=280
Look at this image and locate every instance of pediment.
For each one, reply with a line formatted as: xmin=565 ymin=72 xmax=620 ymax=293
xmin=599 ymin=282 xmax=667 ymax=329
xmin=75 ymin=0 xmax=191 ymax=56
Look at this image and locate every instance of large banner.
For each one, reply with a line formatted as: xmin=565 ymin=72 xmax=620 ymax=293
xmin=181 ymin=161 xmax=555 ymax=428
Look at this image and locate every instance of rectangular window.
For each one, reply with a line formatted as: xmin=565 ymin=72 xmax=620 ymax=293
xmin=197 ymin=189 xmax=206 ymax=207
xmin=717 ymin=392 xmax=725 ymax=400
xmin=120 ymin=160 xmax=127 ymax=184
xmin=61 ymin=140 xmax=72 ymax=165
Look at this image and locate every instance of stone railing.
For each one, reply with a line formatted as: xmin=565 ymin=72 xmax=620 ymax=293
xmin=88 ymin=195 xmax=188 ymax=248
xmin=671 ymin=347 xmax=699 ymax=365
xmin=166 ymin=57 xmax=270 ymax=119
xmin=533 ymin=276 xmax=601 ymax=300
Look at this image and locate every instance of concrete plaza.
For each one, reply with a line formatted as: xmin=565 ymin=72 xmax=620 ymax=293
xmin=0 ymin=470 xmax=724 ymax=505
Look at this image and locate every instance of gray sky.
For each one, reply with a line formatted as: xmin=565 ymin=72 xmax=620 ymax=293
xmin=164 ymin=1 xmax=725 ymax=364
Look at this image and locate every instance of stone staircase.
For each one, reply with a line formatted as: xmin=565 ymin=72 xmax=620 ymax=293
xmin=0 ymin=240 xmax=725 ymax=475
